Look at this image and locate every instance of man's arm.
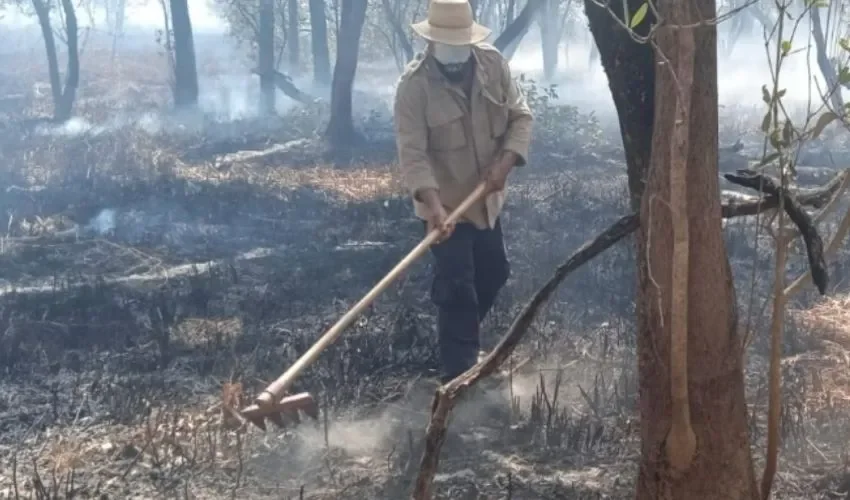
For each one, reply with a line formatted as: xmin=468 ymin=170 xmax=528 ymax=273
xmin=394 ymin=80 xmax=439 ymax=203
xmin=499 ymin=58 xmax=533 ymax=167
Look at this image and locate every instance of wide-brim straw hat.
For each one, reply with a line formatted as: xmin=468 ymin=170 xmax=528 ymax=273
xmin=411 ymin=0 xmax=491 ymax=46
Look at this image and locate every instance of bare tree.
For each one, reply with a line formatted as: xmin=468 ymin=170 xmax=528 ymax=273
xmin=309 ymin=0 xmax=331 ymax=85
xmin=379 ymin=0 xmax=415 ymax=70
xmin=494 ymin=0 xmax=544 ymax=59
xmin=325 ymin=0 xmax=368 ymax=146
xmin=31 ymin=0 xmax=79 ymax=122
xmin=169 ymin=0 xmax=199 ymax=108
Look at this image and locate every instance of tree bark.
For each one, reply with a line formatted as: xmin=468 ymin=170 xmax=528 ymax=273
xmin=169 ymin=0 xmax=198 ymax=108
xmin=32 ymin=0 xmax=79 ymax=123
xmin=584 ymin=0 xmax=655 ymax=211
xmin=494 ymin=0 xmax=543 ymax=59
xmin=258 ymin=0 xmax=276 ymax=114
xmin=287 ymin=0 xmax=300 ymax=73
xmin=324 ymin=0 xmax=367 ymax=147
xmin=309 ymin=0 xmax=331 ymax=85
xmin=586 ymin=0 xmax=759 ymax=497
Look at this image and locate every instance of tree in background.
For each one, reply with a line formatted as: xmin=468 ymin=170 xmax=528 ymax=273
xmin=309 ymin=0 xmax=331 ymax=85
xmin=30 ymin=0 xmax=79 ymax=122
xmin=324 ymin=0 xmax=367 ymax=146
xmin=258 ymin=0 xmax=276 ymax=114
xmin=169 ymin=0 xmax=199 ymax=108
xmin=286 ymin=0 xmax=300 ymax=73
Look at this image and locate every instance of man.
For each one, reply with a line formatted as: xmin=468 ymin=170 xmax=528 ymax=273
xmin=393 ymin=0 xmax=533 ymax=384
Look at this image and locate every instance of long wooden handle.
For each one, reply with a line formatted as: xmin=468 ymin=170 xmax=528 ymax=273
xmin=255 ymin=183 xmax=489 ymax=407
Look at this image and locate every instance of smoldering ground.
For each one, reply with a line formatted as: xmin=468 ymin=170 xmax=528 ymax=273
xmin=2 ymin=1 xmax=850 ymax=498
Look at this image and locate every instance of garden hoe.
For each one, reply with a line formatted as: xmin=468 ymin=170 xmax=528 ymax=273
xmin=239 ymin=183 xmax=489 ymax=430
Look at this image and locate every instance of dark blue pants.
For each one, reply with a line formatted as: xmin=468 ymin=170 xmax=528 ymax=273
xmin=428 ymin=218 xmax=510 ymax=383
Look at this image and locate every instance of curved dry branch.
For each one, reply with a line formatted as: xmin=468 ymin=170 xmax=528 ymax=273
xmin=411 ymin=214 xmax=638 ymax=499
xmin=724 ymin=169 xmax=831 ymax=294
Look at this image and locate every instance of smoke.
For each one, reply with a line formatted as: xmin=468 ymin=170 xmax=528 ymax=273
xmin=87 ymin=208 xmax=117 ymax=235
xmin=247 ymin=376 xmax=525 ymax=486
xmin=4 ymin=3 xmax=845 ymax=141
xmin=507 ymin=19 xmax=844 ymax=120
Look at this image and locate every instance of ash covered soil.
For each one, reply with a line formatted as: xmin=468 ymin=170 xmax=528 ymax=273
xmin=3 ymin=76 xmax=850 ymax=499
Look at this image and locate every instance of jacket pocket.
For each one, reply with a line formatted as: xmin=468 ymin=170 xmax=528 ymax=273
xmin=482 ymin=87 xmax=509 ymax=139
xmin=427 ymin=102 xmax=467 ymax=151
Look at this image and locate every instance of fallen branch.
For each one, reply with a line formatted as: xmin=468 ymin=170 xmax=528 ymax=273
xmin=250 ymin=68 xmax=314 ymax=104
xmin=411 ymin=168 xmax=848 ymax=498
xmin=214 ymin=138 xmax=316 ymax=170
xmin=724 ymin=169 xmax=831 ymax=294
xmin=785 ymin=185 xmax=850 ymax=297
xmin=720 ymin=168 xmax=849 ymax=218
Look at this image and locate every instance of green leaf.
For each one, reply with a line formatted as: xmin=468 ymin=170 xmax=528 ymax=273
xmin=629 ymin=3 xmax=649 ymax=29
xmin=811 ymin=111 xmax=838 ymax=140
xmin=762 ymin=85 xmax=771 ymax=104
xmin=839 ymin=65 xmax=850 ymax=85
xmin=769 ymin=130 xmax=782 ymax=150
xmin=782 ymin=119 xmax=793 ymax=145
xmin=777 ymin=88 xmax=787 ymax=98
xmin=781 ymin=40 xmax=792 ymax=55
xmin=839 ymin=38 xmax=850 ymax=53
xmin=761 ymin=111 xmax=772 ymax=133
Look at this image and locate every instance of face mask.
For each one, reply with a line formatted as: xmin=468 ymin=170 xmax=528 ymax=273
xmin=432 ymin=43 xmax=472 ymax=82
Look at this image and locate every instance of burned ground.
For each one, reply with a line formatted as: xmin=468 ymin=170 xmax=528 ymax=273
xmin=3 ymin=49 xmax=850 ymax=499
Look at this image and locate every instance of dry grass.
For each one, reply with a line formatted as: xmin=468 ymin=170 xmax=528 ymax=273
xmin=176 ymin=162 xmax=403 ymax=203
xmin=173 ymin=317 xmax=244 ymax=348
xmin=795 ymin=295 xmax=850 ymax=350
xmin=792 ymin=295 xmax=850 ymax=413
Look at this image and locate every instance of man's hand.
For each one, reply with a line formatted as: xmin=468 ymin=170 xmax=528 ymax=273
xmin=484 ymin=151 xmax=518 ymax=194
xmin=419 ymin=188 xmax=455 ymax=243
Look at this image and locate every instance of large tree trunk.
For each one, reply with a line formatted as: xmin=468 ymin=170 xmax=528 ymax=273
xmin=169 ymin=0 xmax=199 ymax=108
xmin=324 ymin=0 xmax=367 ymax=147
xmin=287 ymin=0 xmax=300 ymax=74
xmin=584 ymin=0 xmax=654 ymax=210
xmin=586 ymin=0 xmax=759 ymax=497
xmin=32 ymin=0 xmax=79 ymax=123
xmin=309 ymin=0 xmax=331 ymax=85
xmin=258 ymin=0 xmax=276 ymax=114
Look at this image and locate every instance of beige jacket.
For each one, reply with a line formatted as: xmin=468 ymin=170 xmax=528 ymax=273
xmin=393 ymin=43 xmax=534 ymax=230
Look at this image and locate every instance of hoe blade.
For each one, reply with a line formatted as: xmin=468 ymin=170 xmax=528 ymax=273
xmin=240 ymin=392 xmax=318 ymax=430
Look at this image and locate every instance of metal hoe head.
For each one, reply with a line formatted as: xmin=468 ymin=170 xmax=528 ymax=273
xmin=240 ymin=392 xmax=319 ymax=430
